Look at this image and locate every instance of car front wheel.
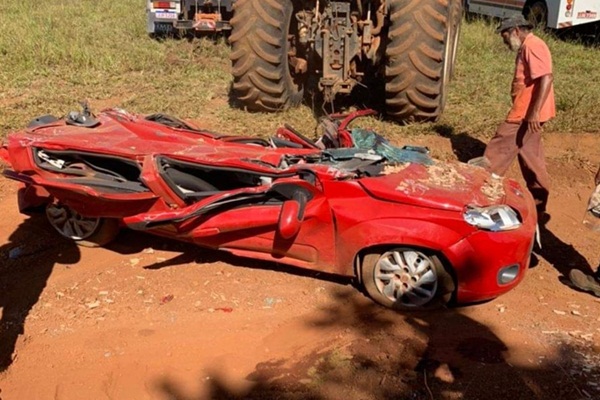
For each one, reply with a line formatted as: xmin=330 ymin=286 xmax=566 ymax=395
xmin=45 ymin=203 xmax=119 ymax=247
xmin=361 ymin=248 xmax=454 ymax=310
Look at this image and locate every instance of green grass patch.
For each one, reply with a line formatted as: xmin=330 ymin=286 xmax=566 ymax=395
xmin=1 ymin=2 xmax=599 ymax=141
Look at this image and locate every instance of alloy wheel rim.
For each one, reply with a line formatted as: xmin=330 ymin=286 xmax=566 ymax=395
xmin=374 ymin=250 xmax=438 ymax=307
xmin=46 ymin=204 xmax=100 ymax=240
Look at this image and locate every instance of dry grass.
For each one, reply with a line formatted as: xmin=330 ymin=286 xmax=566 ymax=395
xmin=1 ymin=1 xmax=599 ymax=142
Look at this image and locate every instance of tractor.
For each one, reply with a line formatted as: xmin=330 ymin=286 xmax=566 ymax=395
xmin=229 ymin=0 xmax=462 ymax=122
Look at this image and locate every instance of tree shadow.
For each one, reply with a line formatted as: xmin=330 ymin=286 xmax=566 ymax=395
xmin=104 ymin=228 xmax=352 ymax=287
xmin=153 ymin=288 xmax=599 ymax=399
xmin=0 ymin=213 xmax=80 ymax=372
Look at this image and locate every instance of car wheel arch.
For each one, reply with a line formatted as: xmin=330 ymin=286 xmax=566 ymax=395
xmin=336 ymin=218 xmax=467 ymax=275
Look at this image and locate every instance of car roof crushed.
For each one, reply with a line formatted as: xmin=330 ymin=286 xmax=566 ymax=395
xmin=3 ymin=107 xmax=508 ymax=206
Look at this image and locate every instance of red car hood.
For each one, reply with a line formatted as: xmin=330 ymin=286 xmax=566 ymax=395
xmin=360 ymin=162 xmax=507 ymax=212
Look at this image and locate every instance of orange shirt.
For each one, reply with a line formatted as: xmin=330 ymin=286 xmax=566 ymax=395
xmin=506 ymin=33 xmax=556 ymax=123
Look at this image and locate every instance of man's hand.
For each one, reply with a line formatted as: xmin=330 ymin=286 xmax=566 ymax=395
xmin=527 ymin=119 xmax=542 ymax=133
xmin=526 ymin=110 xmax=542 ymax=133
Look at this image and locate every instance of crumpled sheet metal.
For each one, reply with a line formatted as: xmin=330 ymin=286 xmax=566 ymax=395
xmin=342 ymin=128 xmax=434 ymax=165
xmin=341 ymin=128 xmax=506 ymax=202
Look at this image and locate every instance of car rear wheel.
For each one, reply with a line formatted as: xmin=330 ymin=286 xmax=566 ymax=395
xmin=45 ymin=203 xmax=119 ymax=247
xmin=361 ymin=248 xmax=454 ymax=310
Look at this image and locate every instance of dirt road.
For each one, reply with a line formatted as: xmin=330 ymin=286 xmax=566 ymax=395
xmin=1 ymin=132 xmax=600 ymax=400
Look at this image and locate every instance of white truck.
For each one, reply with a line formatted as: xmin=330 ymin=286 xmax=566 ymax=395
xmin=146 ymin=0 xmax=235 ymax=36
xmin=465 ymin=0 xmax=600 ymax=29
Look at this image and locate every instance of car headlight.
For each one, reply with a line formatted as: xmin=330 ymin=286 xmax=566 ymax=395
xmin=463 ymin=205 xmax=521 ymax=232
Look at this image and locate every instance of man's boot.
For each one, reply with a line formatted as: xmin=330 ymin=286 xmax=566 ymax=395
xmin=569 ymin=269 xmax=600 ymax=297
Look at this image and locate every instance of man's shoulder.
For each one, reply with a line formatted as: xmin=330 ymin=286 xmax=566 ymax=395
xmin=523 ymin=34 xmax=550 ymax=51
xmin=520 ymin=33 xmax=553 ymax=75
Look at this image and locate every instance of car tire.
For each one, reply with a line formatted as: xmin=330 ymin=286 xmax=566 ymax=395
xmin=385 ymin=0 xmax=460 ymax=123
xmin=229 ymin=0 xmax=304 ymax=112
xmin=361 ymin=248 xmax=455 ymax=310
xmin=45 ymin=203 xmax=120 ymax=248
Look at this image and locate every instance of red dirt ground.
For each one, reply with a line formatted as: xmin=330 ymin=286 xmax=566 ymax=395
xmin=1 ymin=131 xmax=600 ymax=400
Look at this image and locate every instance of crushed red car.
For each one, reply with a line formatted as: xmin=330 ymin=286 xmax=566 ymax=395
xmin=0 ymin=107 xmax=537 ymax=309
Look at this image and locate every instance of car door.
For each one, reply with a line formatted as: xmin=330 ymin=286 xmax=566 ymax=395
xmin=123 ymin=171 xmax=338 ymax=269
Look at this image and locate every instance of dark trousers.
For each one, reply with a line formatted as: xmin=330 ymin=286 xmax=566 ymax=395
xmin=483 ymin=121 xmax=550 ymax=214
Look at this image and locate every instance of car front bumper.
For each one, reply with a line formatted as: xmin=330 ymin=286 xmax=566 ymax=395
xmin=444 ymin=223 xmax=536 ymax=304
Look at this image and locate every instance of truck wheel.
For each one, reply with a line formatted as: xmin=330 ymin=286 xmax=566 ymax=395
xmin=361 ymin=248 xmax=455 ymax=310
xmin=229 ymin=0 xmax=304 ymax=112
xmin=524 ymin=1 xmax=548 ymax=30
xmin=45 ymin=203 xmax=119 ymax=247
xmin=385 ymin=0 xmax=460 ymax=122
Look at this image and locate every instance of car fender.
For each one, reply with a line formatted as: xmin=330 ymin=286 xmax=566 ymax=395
xmin=2 ymin=170 xmax=53 ymax=212
xmin=335 ymin=218 xmax=466 ymax=276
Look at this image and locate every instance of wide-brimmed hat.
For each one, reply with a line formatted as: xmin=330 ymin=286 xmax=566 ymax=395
xmin=496 ymin=14 xmax=534 ymax=33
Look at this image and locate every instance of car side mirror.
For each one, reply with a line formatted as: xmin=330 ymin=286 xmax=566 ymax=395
xmin=278 ymin=191 xmax=307 ymax=239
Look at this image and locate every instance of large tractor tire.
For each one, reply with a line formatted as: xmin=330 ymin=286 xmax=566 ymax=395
xmin=229 ymin=0 xmax=303 ymax=112
xmin=385 ymin=0 xmax=461 ymax=122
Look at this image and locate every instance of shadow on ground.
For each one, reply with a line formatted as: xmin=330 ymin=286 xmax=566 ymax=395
xmin=105 ymin=228 xmax=353 ymax=287
xmin=433 ymin=124 xmax=488 ymax=163
xmin=2 ymin=199 xmax=597 ymax=399
xmin=154 ymin=288 xmax=598 ymax=400
xmin=0 ymin=214 xmax=80 ymax=372
xmin=536 ymin=223 xmax=596 ymax=279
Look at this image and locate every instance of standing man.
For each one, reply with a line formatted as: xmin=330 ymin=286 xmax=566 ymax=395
xmin=480 ymin=14 xmax=555 ymax=223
